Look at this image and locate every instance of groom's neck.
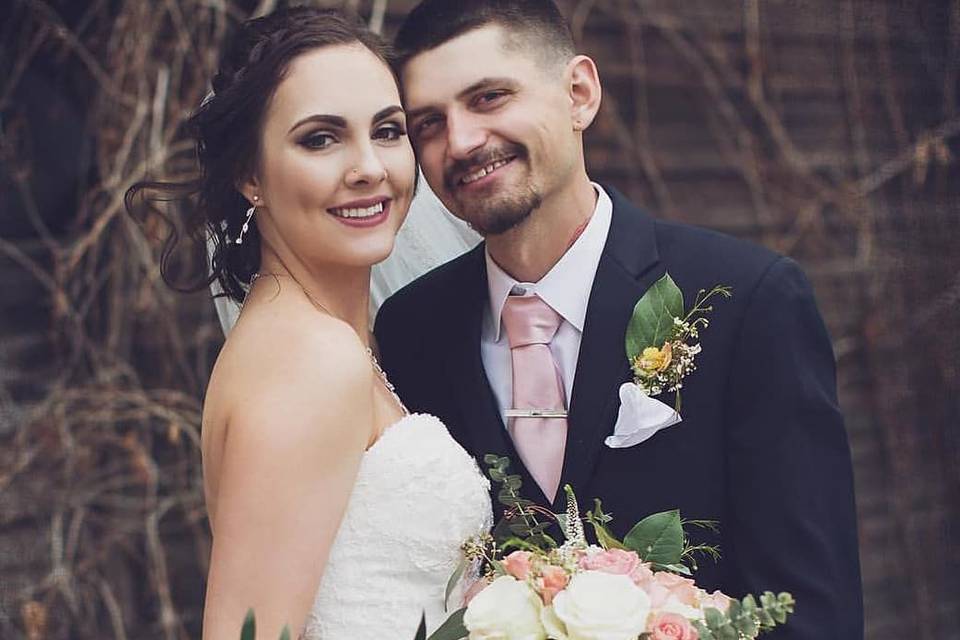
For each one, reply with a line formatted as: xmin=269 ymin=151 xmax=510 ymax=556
xmin=485 ymin=174 xmax=597 ymax=283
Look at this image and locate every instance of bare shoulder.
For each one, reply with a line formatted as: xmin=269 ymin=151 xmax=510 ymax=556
xmin=201 ymin=289 xmax=373 ymax=497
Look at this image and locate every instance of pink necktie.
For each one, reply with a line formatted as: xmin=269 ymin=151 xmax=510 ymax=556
xmin=501 ymin=295 xmax=568 ymax=502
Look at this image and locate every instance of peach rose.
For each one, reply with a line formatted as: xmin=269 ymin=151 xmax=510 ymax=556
xmin=700 ymin=589 xmax=732 ymax=613
xmin=503 ymin=551 xmax=534 ymax=581
xmin=579 ymin=548 xmax=652 ymax=585
xmin=537 ymin=565 xmax=569 ymax=605
xmin=654 ymin=572 xmax=700 ymax=607
xmin=648 ymin=612 xmax=699 ymax=640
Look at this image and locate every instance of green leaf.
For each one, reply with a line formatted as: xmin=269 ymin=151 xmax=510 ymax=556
xmin=278 ymin=626 xmax=291 ymax=640
xmin=735 ymin=613 xmax=759 ymax=638
xmin=693 ymin=621 xmax=715 ymax=640
xmin=718 ymin=625 xmax=738 ymax=640
xmin=625 ymin=272 xmax=684 ymax=360
xmin=444 ymin=557 xmax=467 ymax=611
xmin=414 ymin=612 xmax=427 ymax=640
xmin=240 ymin=610 xmax=256 ymax=640
xmin=427 ymin=608 xmax=468 ymax=640
xmin=653 ymin=562 xmax=691 ymax=575
xmin=704 ymin=607 xmax=725 ymax=630
xmin=623 ymin=510 xmax=683 ymax=565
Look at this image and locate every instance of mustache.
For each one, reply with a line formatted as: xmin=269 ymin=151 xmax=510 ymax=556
xmin=444 ymin=144 xmax=527 ymax=187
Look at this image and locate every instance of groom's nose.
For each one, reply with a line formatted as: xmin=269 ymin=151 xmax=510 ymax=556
xmin=445 ymin=110 xmax=487 ymax=160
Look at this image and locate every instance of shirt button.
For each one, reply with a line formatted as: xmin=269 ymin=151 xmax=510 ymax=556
xmin=510 ymin=285 xmax=528 ymax=296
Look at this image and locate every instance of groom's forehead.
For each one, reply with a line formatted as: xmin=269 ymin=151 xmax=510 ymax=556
xmin=400 ymin=26 xmax=539 ymax=108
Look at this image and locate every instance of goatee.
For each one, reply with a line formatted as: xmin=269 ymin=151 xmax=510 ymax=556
xmin=466 ymin=186 xmax=542 ymax=236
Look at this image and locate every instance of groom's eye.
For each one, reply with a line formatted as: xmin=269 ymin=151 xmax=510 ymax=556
xmin=473 ymin=90 xmax=509 ymax=109
xmin=413 ymin=115 xmax=443 ymax=139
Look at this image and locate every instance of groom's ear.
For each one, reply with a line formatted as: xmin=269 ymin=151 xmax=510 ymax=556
xmin=566 ymin=55 xmax=602 ymax=132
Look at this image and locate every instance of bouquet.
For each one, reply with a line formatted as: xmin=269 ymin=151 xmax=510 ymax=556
xmin=420 ymin=456 xmax=794 ymax=640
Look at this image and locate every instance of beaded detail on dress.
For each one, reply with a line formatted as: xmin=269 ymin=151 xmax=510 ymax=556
xmin=303 ymin=414 xmax=493 ymax=639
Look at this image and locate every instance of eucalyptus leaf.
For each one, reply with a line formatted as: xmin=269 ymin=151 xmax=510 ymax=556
xmin=444 ymin=557 xmax=467 ymax=611
xmin=704 ymin=607 xmax=725 ymax=629
xmin=693 ymin=621 xmax=715 ymax=640
xmin=240 ymin=610 xmax=256 ymax=640
xmin=427 ymin=608 xmax=468 ymax=640
xmin=623 ymin=509 xmax=683 ymax=565
xmin=625 ymin=273 xmax=684 ymax=360
xmin=414 ymin=613 xmax=427 ymax=640
xmin=718 ymin=625 xmax=738 ymax=640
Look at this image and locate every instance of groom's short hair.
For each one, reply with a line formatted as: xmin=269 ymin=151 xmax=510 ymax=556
xmin=394 ymin=0 xmax=576 ymax=71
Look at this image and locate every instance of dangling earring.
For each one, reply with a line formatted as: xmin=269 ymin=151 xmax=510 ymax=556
xmin=235 ymin=196 xmax=258 ymax=245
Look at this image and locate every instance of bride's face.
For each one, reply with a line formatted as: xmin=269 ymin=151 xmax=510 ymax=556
xmin=244 ymin=44 xmax=415 ymax=270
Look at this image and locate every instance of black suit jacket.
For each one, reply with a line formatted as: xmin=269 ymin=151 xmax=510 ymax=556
xmin=374 ymin=187 xmax=863 ymax=639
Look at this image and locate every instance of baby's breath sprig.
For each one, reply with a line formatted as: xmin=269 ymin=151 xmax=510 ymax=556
xmin=626 ymin=275 xmax=732 ymax=411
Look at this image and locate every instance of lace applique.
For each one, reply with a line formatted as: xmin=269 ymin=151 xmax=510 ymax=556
xmin=303 ymin=414 xmax=493 ymax=639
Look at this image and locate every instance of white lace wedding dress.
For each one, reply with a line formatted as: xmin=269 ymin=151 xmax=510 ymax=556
xmin=302 ymin=413 xmax=494 ymax=639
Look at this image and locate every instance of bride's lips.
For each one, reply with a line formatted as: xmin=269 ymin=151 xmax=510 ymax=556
xmin=327 ymin=196 xmax=392 ymax=228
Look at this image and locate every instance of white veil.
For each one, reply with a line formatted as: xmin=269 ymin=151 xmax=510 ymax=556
xmin=209 ymin=175 xmax=481 ymax=337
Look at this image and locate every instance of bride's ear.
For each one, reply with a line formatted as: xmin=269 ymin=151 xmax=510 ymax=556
xmin=567 ymin=55 xmax=601 ymax=132
xmin=237 ymin=174 xmax=262 ymax=206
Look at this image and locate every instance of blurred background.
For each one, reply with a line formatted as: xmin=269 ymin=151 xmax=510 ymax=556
xmin=1 ymin=0 xmax=957 ymax=638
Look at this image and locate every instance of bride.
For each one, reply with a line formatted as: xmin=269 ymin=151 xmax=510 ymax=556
xmin=127 ymin=7 xmax=490 ymax=639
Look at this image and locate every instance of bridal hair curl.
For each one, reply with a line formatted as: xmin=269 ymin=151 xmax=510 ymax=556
xmin=125 ymin=7 xmax=394 ymax=304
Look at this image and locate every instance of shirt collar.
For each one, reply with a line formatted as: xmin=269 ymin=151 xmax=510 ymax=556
xmin=484 ymin=183 xmax=614 ymax=341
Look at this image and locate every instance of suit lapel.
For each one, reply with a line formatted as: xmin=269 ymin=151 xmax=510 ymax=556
xmin=442 ymin=245 xmax=552 ymax=507
xmin=559 ymin=187 xmax=663 ymax=509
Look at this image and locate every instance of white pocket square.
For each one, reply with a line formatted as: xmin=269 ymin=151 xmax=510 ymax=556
xmin=604 ymin=382 xmax=682 ymax=449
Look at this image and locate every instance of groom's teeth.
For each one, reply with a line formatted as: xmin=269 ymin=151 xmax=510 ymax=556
xmin=330 ymin=202 xmax=384 ymax=218
xmin=461 ymin=158 xmax=511 ymax=184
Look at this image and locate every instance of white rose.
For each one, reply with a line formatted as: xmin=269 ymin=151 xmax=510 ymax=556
xmin=463 ymin=575 xmax=547 ymax=640
xmin=658 ymin=596 xmax=704 ymax=621
xmin=543 ymin=571 xmax=650 ymax=640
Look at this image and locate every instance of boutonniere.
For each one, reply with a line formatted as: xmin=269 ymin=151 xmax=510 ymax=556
xmin=606 ymin=273 xmax=731 ymax=449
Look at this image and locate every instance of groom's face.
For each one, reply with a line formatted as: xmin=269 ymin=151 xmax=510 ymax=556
xmin=402 ymin=25 xmax=580 ymax=235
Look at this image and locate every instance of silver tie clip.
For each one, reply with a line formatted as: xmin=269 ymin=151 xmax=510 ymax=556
xmin=504 ymin=409 xmax=568 ymax=418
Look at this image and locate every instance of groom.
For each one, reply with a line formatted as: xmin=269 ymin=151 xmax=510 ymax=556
xmin=375 ymin=1 xmax=863 ymax=637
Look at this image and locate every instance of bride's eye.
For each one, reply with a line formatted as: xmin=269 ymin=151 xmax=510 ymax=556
xmin=373 ymin=122 xmax=406 ymax=142
xmin=300 ymin=131 xmax=337 ymax=150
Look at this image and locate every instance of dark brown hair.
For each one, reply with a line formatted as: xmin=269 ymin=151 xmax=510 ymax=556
xmin=125 ymin=7 xmax=394 ymax=304
xmin=394 ymin=0 xmax=575 ymax=72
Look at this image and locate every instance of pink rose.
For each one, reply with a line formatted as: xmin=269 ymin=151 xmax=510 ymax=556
xmin=579 ymin=548 xmax=651 ymax=584
xmin=648 ymin=612 xmax=699 ymax=640
xmin=537 ymin=565 xmax=569 ymax=605
xmin=700 ymin=589 xmax=732 ymax=613
xmin=654 ymin=572 xmax=700 ymax=606
xmin=502 ymin=551 xmax=533 ymax=581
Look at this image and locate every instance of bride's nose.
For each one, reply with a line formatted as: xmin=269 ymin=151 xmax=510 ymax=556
xmin=344 ymin=142 xmax=388 ymax=187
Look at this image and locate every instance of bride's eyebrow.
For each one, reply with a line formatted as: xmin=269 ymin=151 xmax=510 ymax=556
xmin=372 ymin=105 xmax=404 ymax=123
xmin=288 ymin=106 xmax=404 ymax=134
xmin=288 ymin=114 xmax=346 ymax=134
